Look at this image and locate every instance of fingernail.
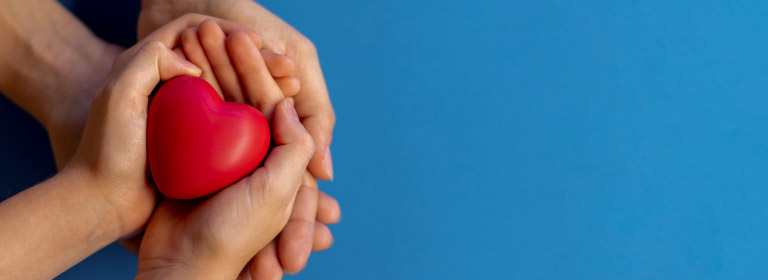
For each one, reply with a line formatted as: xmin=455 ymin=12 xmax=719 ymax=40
xmin=322 ymin=147 xmax=334 ymax=180
xmin=283 ymin=269 xmax=298 ymax=275
xmin=285 ymin=100 xmax=299 ymax=122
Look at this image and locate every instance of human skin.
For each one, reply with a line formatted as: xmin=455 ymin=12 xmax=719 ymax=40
xmin=138 ymin=1 xmax=339 ymax=275
xmin=135 ymin=32 xmax=317 ymax=280
xmin=166 ymin=24 xmax=337 ymax=279
xmin=0 ymin=0 xmax=340 ymax=269
xmin=0 ymin=14 xmax=316 ymax=279
xmin=0 ymin=0 xmax=123 ymax=169
xmin=0 ymin=16 xmax=205 ymax=278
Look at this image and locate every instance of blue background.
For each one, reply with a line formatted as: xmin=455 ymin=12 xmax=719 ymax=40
xmin=2 ymin=0 xmax=767 ymax=279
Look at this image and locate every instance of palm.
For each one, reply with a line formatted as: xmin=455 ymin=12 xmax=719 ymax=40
xmin=138 ymin=171 xmax=283 ymax=273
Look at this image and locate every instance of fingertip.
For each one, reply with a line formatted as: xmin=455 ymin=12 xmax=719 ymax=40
xmin=250 ymin=241 xmax=283 ymax=280
xmin=312 ymin=222 xmax=334 ymax=252
xmin=317 ymin=191 xmax=341 ymax=224
xmin=198 ymin=19 xmax=221 ymax=35
xmin=278 ymin=222 xmax=312 ymax=273
xmin=177 ymin=55 xmax=202 ymax=77
xmin=149 ymin=41 xmax=200 ymax=79
xmin=300 ymin=113 xmax=336 ymax=181
xmin=308 ymin=149 xmax=334 ymax=181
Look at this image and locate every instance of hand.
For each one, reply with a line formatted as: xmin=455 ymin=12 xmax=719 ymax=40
xmin=66 ymin=15 xmax=229 ymax=237
xmin=115 ymin=17 xmax=297 ymax=254
xmin=138 ymin=1 xmax=340 ymax=275
xmin=135 ymin=44 xmax=315 ymax=278
xmin=69 ymin=13 xmax=261 ymax=240
xmin=175 ymin=20 xmax=300 ymax=107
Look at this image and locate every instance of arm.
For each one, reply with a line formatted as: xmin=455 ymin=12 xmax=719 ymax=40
xmin=0 ymin=0 xmax=122 ymax=169
xmin=0 ymin=14 xmax=208 ymax=278
xmin=0 ymin=167 xmax=121 ymax=279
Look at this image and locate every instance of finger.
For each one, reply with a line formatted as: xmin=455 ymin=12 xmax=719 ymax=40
xmin=172 ymin=47 xmax=187 ymax=60
xmin=275 ymin=77 xmax=300 ymax=97
xmin=144 ymin=13 xmax=262 ymax=49
xmin=293 ymin=50 xmax=336 ymax=180
xmin=227 ymin=30 xmax=285 ymax=120
xmin=109 ymin=40 xmax=201 ymax=101
xmin=199 ymin=19 xmax=246 ymax=103
xmin=278 ymin=172 xmax=318 ymax=274
xmin=247 ymin=241 xmax=283 ymax=280
xmin=249 ymin=99 xmax=314 ymax=204
xmin=311 ymin=222 xmax=334 ymax=252
xmin=180 ymin=27 xmax=225 ymax=98
xmin=261 ymin=50 xmax=296 ymax=78
xmin=316 ymin=190 xmax=341 ymax=224
xmin=303 ymin=114 xmax=335 ymax=181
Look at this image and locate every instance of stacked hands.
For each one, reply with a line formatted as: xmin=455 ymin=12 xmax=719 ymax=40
xmin=0 ymin=1 xmax=338 ymax=279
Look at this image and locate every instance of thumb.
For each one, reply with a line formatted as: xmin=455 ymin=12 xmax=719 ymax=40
xmin=250 ymin=99 xmax=315 ymax=206
xmin=108 ymin=40 xmax=202 ymax=100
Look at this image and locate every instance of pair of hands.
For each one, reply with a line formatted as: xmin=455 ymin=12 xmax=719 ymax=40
xmin=63 ymin=14 xmax=326 ymax=279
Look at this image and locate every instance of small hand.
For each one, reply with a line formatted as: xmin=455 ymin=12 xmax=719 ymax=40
xmin=152 ymin=16 xmax=341 ymax=277
xmin=136 ymin=81 xmax=315 ymax=280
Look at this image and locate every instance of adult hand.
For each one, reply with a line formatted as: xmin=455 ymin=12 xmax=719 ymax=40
xmin=135 ymin=32 xmax=315 ymax=277
xmin=138 ymin=1 xmax=340 ymax=275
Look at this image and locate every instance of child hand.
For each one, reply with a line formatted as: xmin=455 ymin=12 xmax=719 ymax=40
xmin=175 ymin=19 xmax=300 ymax=119
xmin=136 ymin=88 xmax=315 ymax=280
xmin=163 ymin=20 xmax=340 ymax=277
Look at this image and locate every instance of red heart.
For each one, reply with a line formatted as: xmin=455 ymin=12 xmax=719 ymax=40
xmin=147 ymin=76 xmax=270 ymax=199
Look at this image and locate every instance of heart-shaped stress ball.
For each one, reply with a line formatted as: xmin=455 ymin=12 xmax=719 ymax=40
xmin=147 ymin=76 xmax=270 ymax=199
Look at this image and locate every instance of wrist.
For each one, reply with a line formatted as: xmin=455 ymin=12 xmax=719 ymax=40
xmin=56 ymin=163 xmax=125 ymax=244
xmin=67 ymin=160 xmax=158 ymax=239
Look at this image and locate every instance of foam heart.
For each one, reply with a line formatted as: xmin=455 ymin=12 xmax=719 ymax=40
xmin=147 ymin=75 xmax=270 ymax=199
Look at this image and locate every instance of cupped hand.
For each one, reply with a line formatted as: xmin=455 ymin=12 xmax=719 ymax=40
xmin=140 ymin=11 xmax=341 ymax=276
xmin=65 ymin=21 xmax=204 ymax=238
xmin=63 ymin=12 xmax=288 ymax=242
xmin=135 ymin=49 xmax=316 ymax=278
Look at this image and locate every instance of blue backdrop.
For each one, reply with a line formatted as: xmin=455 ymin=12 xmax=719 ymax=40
xmin=1 ymin=0 xmax=767 ymax=279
